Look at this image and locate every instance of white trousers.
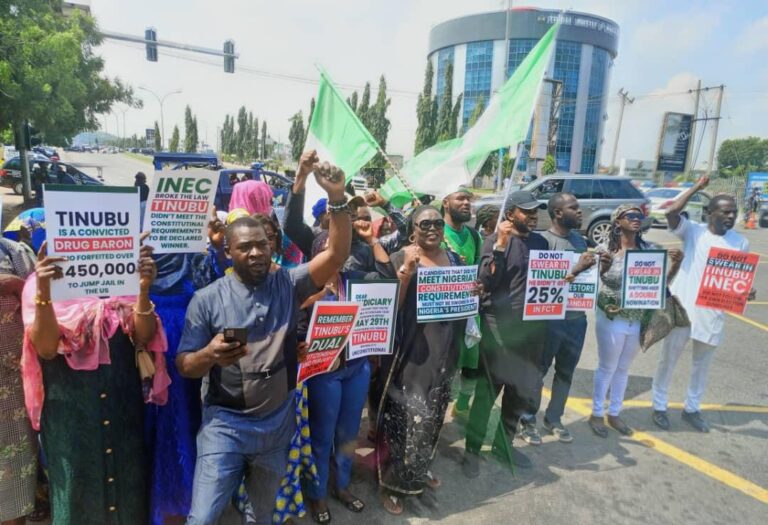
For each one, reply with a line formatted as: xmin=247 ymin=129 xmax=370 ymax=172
xmin=592 ymin=310 xmax=642 ymax=417
xmin=651 ymin=326 xmax=717 ymax=413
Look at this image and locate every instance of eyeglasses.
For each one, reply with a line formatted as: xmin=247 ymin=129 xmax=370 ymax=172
xmin=621 ymin=212 xmax=645 ymax=221
xmin=416 ymin=219 xmax=445 ymax=231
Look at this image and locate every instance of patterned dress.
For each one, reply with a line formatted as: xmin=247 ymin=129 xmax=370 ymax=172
xmin=0 ymin=240 xmax=37 ymax=521
xmin=376 ymin=250 xmax=463 ymax=495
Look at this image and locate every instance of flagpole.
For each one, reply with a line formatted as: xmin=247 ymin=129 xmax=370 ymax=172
xmin=377 ymin=146 xmax=420 ymax=201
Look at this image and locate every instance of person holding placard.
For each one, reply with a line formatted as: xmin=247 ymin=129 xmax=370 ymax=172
xmin=375 ymin=205 xmax=477 ymax=516
xmin=651 ymin=177 xmax=751 ymax=433
xmin=175 ymin=162 xmax=351 ymax=525
xmin=462 ymin=191 xmax=548 ymax=477
xmin=519 ymin=192 xmax=603 ymax=444
xmin=590 ymin=205 xmax=683 ymax=438
xmin=21 ymin=239 xmax=169 ymax=525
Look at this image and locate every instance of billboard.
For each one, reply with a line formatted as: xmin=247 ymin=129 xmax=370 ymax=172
xmin=746 ymin=172 xmax=768 ymax=200
xmin=145 ymin=128 xmax=155 ymax=148
xmin=656 ymin=112 xmax=693 ymax=173
xmin=620 ymin=158 xmax=656 ymax=180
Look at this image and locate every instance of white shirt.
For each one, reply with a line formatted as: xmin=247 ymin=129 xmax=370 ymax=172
xmin=669 ymin=217 xmax=749 ymax=346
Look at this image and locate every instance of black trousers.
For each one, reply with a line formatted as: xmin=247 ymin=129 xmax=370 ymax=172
xmin=465 ymin=310 xmax=547 ymax=453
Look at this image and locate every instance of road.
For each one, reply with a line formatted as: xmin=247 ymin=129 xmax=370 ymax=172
xmin=10 ymin=153 xmax=768 ymax=524
xmin=59 ymin=149 xmax=153 ymax=186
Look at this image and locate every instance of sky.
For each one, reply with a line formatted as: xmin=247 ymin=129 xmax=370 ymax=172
xmin=87 ymin=0 xmax=768 ymax=169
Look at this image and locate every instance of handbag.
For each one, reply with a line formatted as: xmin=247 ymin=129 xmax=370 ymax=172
xmin=640 ymin=295 xmax=690 ymax=351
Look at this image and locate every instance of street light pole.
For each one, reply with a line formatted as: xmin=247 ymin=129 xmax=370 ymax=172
xmin=138 ymin=86 xmax=182 ymax=150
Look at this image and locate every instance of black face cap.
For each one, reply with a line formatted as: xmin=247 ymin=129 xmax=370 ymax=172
xmin=506 ymin=190 xmax=546 ymax=211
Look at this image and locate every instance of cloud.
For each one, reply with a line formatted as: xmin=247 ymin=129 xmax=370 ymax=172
xmin=734 ymin=16 xmax=768 ymax=54
xmin=630 ymin=10 xmax=722 ymax=60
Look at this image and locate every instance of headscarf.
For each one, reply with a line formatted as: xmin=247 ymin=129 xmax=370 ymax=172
xmin=475 ymin=204 xmax=500 ymax=230
xmin=228 ymin=180 xmax=274 ymax=216
xmin=20 ymin=276 xmax=170 ymax=430
xmin=226 ymin=208 xmax=250 ymax=225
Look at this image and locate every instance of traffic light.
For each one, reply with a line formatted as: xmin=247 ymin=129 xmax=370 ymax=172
xmin=223 ymin=40 xmax=235 ymax=73
xmin=145 ymin=28 xmax=158 ymax=62
xmin=13 ymin=122 xmax=41 ymax=150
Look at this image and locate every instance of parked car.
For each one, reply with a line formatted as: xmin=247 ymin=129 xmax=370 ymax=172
xmin=473 ymin=174 xmax=651 ymax=246
xmin=645 ymin=187 xmax=710 ymax=226
xmin=32 ymin=146 xmax=60 ymax=161
xmin=0 ymin=156 xmax=104 ymax=194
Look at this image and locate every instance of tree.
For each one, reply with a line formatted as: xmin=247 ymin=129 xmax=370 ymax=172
xmin=153 ymin=121 xmax=162 ymax=151
xmin=0 ymin=1 xmax=137 ymax=142
xmin=304 ymin=98 xmax=316 ymax=144
xmin=358 ymin=83 xmax=372 ymax=130
xmin=466 ymin=95 xmax=486 ymax=129
xmin=261 ymin=121 xmax=268 ymax=158
xmin=183 ymin=105 xmax=196 ymax=152
xmin=169 ymin=125 xmax=180 ymax=152
xmin=542 ymin=154 xmax=556 ymax=175
xmin=370 ymin=75 xmax=391 ymax=151
xmin=347 ymin=92 xmax=358 ymax=113
xmin=414 ymin=61 xmax=437 ymax=154
xmin=717 ymin=137 xmax=768 ymax=176
xmin=288 ymin=112 xmax=304 ymax=162
xmin=435 ymin=64 xmax=462 ymax=141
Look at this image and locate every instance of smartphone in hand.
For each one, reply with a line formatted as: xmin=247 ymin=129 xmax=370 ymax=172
xmin=223 ymin=328 xmax=248 ymax=347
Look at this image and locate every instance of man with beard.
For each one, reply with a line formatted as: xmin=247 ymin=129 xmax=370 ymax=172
xmin=518 ymin=193 xmax=603 ymax=445
xmin=175 ymin=162 xmax=351 ymax=524
xmin=462 ymin=191 xmax=548 ymax=476
xmin=439 ymin=188 xmax=484 ymax=420
xmin=651 ymin=177 xmax=753 ymax=433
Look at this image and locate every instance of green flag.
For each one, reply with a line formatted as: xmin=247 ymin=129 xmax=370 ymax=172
xmin=402 ymin=22 xmax=560 ymax=196
xmin=304 ymin=67 xmax=379 ymax=183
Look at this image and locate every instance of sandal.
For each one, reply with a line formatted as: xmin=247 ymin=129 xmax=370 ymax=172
xmin=426 ymin=470 xmax=441 ymax=489
xmin=332 ymin=488 xmax=365 ymax=513
xmin=380 ymin=491 xmax=404 ymax=515
xmin=607 ymin=415 xmax=634 ymax=436
xmin=589 ymin=415 xmax=609 ymax=438
xmin=311 ymin=509 xmax=332 ymax=524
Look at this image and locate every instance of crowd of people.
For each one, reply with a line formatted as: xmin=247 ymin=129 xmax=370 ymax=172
xmin=0 ymin=151 xmax=754 ymax=524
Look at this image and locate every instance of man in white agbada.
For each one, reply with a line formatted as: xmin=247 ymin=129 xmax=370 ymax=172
xmin=651 ymin=176 xmax=755 ymax=433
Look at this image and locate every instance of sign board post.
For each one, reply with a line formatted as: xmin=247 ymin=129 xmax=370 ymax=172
xmin=416 ymin=265 xmax=479 ymax=323
xmin=695 ymin=247 xmax=758 ymax=314
xmin=44 ymin=185 xmax=141 ymax=301
xmin=143 ymin=170 xmax=217 ymax=253
xmin=621 ymin=250 xmax=667 ymax=310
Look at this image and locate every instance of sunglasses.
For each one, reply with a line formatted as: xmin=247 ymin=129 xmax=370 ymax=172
xmin=416 ymin=219 xmax=446 ymax=231
xmin=621 ymin=212 xmax=645 ymax=221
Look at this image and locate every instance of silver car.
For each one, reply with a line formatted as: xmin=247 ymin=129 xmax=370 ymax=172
xmin=474 ymin=175 xmax=651 ymax=246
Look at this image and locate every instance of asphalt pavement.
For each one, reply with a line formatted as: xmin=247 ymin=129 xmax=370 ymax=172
xmin=6 ymin=153 xmax=766 ymax=524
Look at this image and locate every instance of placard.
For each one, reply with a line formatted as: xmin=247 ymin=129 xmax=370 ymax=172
xmin=621 ymin=250 xmax=667 ymax=309
xmin=416 ymin=265 xmax=479 ymax=322
xmin=143 ymin=170 xmax=217 ymax=253
xmin=523 ymin=250 xmax=570 ymax=320
xmin=346 ymin=280 xmax=399 ymax=359
xmin=44 ymin=185 xmax=140 ymax=301
xmin=695 ymin=247 xmax=758 ymax=314
xmin=567 ymin=251 xmax=599 ymax=312
xmin=298 ymin=301 xmax=360 ymax=383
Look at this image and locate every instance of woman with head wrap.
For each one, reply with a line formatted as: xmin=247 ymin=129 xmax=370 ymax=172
xmin=228 ymin=180 xmax=274 ymax=216
xmin=374 ymin=205 xmax=481 ymax=515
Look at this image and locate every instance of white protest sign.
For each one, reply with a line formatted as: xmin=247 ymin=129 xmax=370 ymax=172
xmin=44 ymin=185 xmax=140 ymax=301
xmin=416 ymin=265 xmax=479 ymax=323
xmin=346 ymin=280 xmax=399 ymax=359
xmin=567 ymin=251 xmax=599 ymax=312
xmin=621 ymin=250 xmax=667 ymax=309
xmin=143 ymin=170 xmax=217 ymax=253
xmin=523 ymin=250 xmax=570 ymax=320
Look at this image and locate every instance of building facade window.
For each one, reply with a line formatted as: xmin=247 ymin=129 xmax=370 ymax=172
xmin=436 ymin=46 xmax=455 ymax=106
xmin=551 ymin=40 xmax=582 ymax=172
xmin=507 ymin=38 xmax=537 ymax=77
xmin=580 ymin=47 xmax=610 ymax=173
xmin=462 ymin=41 xmax=494 ymax=129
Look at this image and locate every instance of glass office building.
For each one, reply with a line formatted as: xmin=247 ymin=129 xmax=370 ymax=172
xmin=427 ymin=8 xmax=619 ymax=173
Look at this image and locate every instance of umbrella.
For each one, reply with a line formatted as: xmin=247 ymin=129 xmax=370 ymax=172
xmin=4 ymin=208 xmax=46 ymax=253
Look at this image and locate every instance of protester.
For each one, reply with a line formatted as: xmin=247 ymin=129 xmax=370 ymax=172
xmin=21 ymin=240 xmax=170 ymax=525
xmin=589 ymin=205 xmax=683 ymax=438
xmin=302 ymin=235 xmax=373 ymax=524
xmin=439 ymin=188 xmax=483 ymax=422
xmin=375 ymin=205 xmax=477 ymax=515
xmin=0 ymin=239 xmax=37 ymax=525
xmin=372 ymin=215 xmax=395 ymax=238
xmin=175 ymin=162 xmax=351 ymax=525
xmin=463 ymin=191 xmax=548 ymax=476
xmin=145 ymin=250 xmax=223 ymax=525
xmin=251 ymin=213 xmax=284 ymax=271
xmin=475 ymin=204 xmax=500 ymax=239
xmin=136 ymin=172 xmax=150 ymax=226
xmin=229 ymin=179 xmax=274 ymax=216
xmin=32 ymin=165 xmax=45 ymax=207
xmin=519 ymin=193 xmax=602 ymax=444
xmin=312 ymin=198 xmax=330 ymax=235
xmin=651 ymin=178 xmax=752 ymax=432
